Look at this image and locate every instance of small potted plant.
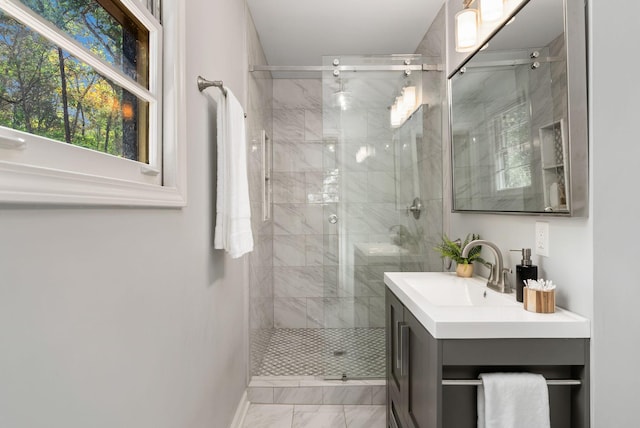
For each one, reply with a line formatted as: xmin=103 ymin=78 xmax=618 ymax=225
xmin=433 ymin=233 xmax=485 ymax=277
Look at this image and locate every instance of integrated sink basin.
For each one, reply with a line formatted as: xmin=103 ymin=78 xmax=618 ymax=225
xmin=400 ymin=274 xmax=518 ymax=307
xmin=384 ymin=271 xmax=590 ymax=339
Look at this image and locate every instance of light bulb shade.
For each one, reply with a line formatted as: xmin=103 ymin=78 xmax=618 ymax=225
xmin=390 ymin=104 xmax=402 ymax=127
xmin=401 ymin=86 xmax=417 ymax=113
xmin=479 ymin=0 xmax=504 ymax=22
xmin=332 ymin=90 xmax=351 ymax=111
xmin=455 ymin=8 xmax=478 ymax=52
xmin=398 ymin=96 xmax=411 ymax=120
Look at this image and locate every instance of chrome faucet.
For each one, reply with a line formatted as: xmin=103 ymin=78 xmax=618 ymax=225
xmin=461 ymin=240 xmax=511 ymax=293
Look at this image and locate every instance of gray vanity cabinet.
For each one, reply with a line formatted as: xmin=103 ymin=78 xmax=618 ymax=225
xmin=386 ymin=287 xmax=590 ymax=428
xmin=387 ymin=288 xmax=439 ymax=428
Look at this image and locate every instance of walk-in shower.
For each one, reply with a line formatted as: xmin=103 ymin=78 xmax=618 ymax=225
xmin=248 ymin=54 xmax=443 ymax=381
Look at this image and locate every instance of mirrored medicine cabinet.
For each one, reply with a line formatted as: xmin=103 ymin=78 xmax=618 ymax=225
xmin=448 ymin=0 xmax=588 ymax=216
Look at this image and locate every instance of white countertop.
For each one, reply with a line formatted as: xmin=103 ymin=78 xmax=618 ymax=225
xmin=384 ymin=271 xmax=590 ymax=339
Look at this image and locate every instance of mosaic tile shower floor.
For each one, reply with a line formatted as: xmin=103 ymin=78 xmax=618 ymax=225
xmin=255 ymin=328 xmax=386 ymax=378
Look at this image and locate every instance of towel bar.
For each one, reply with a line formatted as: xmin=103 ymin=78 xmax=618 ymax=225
xmin=197 ymin=76 xmax=227 ymax=97
xmin=442 ymin=379 xmax=581 ymax=386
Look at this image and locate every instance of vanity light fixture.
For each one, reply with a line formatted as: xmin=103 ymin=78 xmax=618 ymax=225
xmin=456 ymin=0 xmax=506 ymax=52
xmin=479 ymin=0 xmax=504 ymax=22
xmin=455 ymin=0 xmax=479 ymax=52
xmin=332 ymin=81 xmax=351 ymax=111
xmin=402 ymin=86 xmax=417 ymax=113
xmin=390 ymin=103 xmax=403 ymax=127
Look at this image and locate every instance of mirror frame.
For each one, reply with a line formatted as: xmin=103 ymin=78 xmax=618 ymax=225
xmin=447 ymin=0 xmax=588 ymax=217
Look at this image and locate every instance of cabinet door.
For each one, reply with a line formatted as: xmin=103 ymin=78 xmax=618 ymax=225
xmin=389 ymin=398 xmax=405 ymax=428
xmin=386 ymin=289 xmax=407 ymax=428
xmin=387 ymin=289 xmax=405 ymax=399
xmin=405 ymin=309 xmax=440 ymax=428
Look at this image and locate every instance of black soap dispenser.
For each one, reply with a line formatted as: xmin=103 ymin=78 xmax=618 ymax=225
xmin=511 ymin=248 xmax=538 ymax=302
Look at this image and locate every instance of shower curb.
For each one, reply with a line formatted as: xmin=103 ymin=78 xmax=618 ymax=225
xmin=247 ymin=376 xmax=386 ymax=405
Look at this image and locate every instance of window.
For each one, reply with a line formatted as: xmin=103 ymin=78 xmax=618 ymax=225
xmin=492 ymin=102 xmax=532 ymax=191
xmin=0 ymin=0 xmax=186 ymax=206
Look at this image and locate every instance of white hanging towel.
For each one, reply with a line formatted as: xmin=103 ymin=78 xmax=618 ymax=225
xmin=214 ymin=88 xmax=254 ymax=258
xmin=477 ymin=372 xmax=550 ymax=428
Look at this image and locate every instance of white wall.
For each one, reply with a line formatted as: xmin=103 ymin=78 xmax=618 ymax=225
xmin=591 ymin=0 xmax=640 ymax=425
xmin=0 ymin=0 xmax=251 ymax=427
xmin=449 ymin=215 xmax=593 ymax=316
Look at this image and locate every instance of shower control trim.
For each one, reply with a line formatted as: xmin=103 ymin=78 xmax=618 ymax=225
xmin=407 ymin=197 xmax=423 ymax=220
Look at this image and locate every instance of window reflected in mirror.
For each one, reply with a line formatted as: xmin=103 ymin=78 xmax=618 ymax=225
xmin=449 ymin=0 xmax=587 ymax=216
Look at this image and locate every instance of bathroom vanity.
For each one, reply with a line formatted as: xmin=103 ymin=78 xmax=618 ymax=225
xmin=384 ymin=272 xmax=590 ymax=428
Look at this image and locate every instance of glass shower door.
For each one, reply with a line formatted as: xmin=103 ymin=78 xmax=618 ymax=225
xmin=320 ymin=55 xmax=424 ymax=379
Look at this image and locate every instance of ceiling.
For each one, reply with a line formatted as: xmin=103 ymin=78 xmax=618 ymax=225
xmin=247 ymin=0 xmax=447 ymax=67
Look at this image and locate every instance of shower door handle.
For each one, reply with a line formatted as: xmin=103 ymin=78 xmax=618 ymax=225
xmin=328 ymin=214 xmax=338 ymax=224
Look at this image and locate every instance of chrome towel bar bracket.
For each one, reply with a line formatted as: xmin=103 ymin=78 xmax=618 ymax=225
xmin=197 ymin=76 xmax=227 ymax=97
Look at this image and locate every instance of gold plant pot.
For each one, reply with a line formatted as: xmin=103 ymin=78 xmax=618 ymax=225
xmin=456 ymin=263 xmax=473 ymax=278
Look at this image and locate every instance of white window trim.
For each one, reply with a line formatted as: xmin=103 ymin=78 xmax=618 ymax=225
xmin=492 ymin=101 xmax=532 ymax=193
xmin=0 ymin=0 xmax=187 ymax=207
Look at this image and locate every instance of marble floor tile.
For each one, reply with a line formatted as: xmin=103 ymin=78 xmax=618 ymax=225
xmin=344 ymin=405 xmax=386 ymax=428
xmin=242 ymin=404 xmax=294 ymax=428
xmin=291 ymin=405 xmax=347 ymax=428
xmin=242 ymin=403 xmax=386 ymax=428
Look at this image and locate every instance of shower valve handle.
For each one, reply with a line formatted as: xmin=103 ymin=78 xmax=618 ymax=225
xmin=406 ymin=197 xmax=423 ymax=219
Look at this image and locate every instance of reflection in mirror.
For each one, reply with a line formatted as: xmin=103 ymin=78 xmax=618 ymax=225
xmin=450 ymin=0 xmax=586 ymax=215
xmin=395 ymin=105 xmax=423 ymax=211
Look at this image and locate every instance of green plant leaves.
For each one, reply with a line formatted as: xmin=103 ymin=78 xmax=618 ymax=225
xmin=433 ymin=233 xmax=486 ymax=265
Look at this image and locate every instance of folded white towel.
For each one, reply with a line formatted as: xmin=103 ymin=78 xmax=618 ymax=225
xmin=478 ymin=372 xmax=550 ymax=428
xmin=213 ymin=88 xmax=254 ymax=258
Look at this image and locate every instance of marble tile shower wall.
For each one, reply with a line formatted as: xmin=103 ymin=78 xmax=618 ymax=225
xmin=272 ymin=79 xmax=331 ymax=329
xmin=271 ymin=78 xmax=395 ymax=330
xmin=247 ymin=13 xmax=274 ymax=375
xmin=414 ymin=6 xmax=446 ymax=272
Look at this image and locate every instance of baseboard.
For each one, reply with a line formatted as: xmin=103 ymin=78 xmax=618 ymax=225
xmin=229 ymin=390 xmax=250 ymax=428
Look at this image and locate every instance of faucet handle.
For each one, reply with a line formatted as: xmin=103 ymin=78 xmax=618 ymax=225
xmin=485 ymin=262 xmax=495 ymax=282
xmin=501 ymin=267 xmax=512 ymax=292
